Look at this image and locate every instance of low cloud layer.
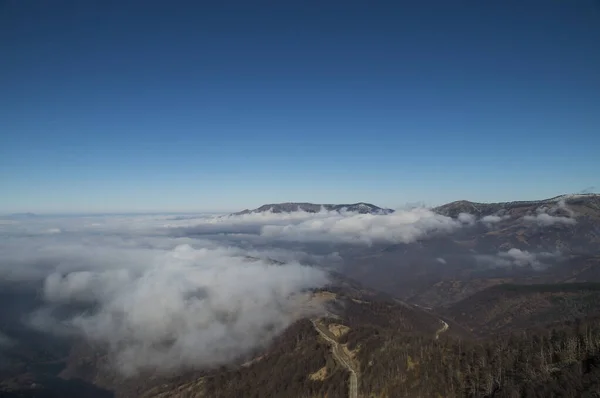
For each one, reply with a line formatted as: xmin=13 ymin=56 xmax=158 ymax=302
xmin=43 ymin=245 xmax=326 ymax=375
xmin=523 ymin=200 xmax=576 ymax=226
xmin=1 ymin=203 xmax=575 ymax=376
xmin=476 ymin=248 xmax=560 ymax=270
xmin=0 ymin=215 xmax=328 ymax=375
xmin=524 ymin=213 xmax=577 ymax=226
xmin=480 ymin=214 xmax=511 ymax=225
xmin=161 ymin=207 xmax=479 ymax=246
xmin=174 ymin=207 xmax=473 ymax=245
xmin=0 ymin=208 xmax=478 ymax=375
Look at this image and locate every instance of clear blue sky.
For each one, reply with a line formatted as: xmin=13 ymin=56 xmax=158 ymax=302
xmin=2 ymin=1 xmax=599 ymax=213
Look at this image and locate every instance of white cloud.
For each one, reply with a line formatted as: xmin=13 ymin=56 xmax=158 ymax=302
xmin=499 ymin=248 xmax=540 ymax=267
xmin=0 ymin=215 xmax=328 ymax=375
xmin=41 ymin=244 xmax=326 ymax=375
xmin=480 ymin=214 xmax=510 ymax=224
xmin=476 ymin=248 xmax=560 ymax=270
xmin=256 ymin=208 xmax=470 ymax=245
xmin=436 ymin=257 xmax=447 ymax=264
xmin=481 ymin=215 xmax=502 ymax=223
xmin=457 ymin=212 xmax=476 ymax=225
xmin=523 ymin=200 xmax=576 ymax=226
xmin=162 ymin=207 xmax=474 ymax=246
xmin=523 ymin=213 xmax=576 ymax=226
xmin=0 ymin=208 xmax=476 ymax=374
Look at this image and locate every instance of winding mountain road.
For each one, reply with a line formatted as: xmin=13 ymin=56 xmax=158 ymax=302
xmin=311 ymin=320 xmax=358 ymax=398
xmin=435 ymin=319 xmax=449 ymax=339
xmin=396 ymin=298 xmax=451 ymax=339
xmin=309 ymin=302 xmax=450 ymax=398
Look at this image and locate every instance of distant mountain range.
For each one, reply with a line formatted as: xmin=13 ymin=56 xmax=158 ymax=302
xmin=232 ymin=202 xmax=395 ymax=215
xmin=339 ymin=193 xmax=600 ymax=309
xmin=231 ymin=194 xmax=600 ymax=218
xmin=434 ymin=193 xmax=600 ymax=218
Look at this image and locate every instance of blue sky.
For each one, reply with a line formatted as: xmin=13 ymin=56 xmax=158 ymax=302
xmin=2 ymin=1 xmax=599 ymax=213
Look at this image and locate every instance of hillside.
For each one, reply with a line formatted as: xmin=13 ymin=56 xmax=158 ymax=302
xmin=406 ymin=255 xmax=600 ymax=309
xmin=443 ymin=282 xmax=600 ymax=336
xmin=173 ymin=283 xmax=600 ymax=397
xmin=341 ymin=194 xmax=600 ymax=306
xmin=335 ymin=315 xmax=600 ymax=397
xmin=6 ymin=270 xmax=600 ymax=397
xmin=320 ymin=281 xmax=600 ymax=397
xmin=434 ymin=193 xmax=600 ymax=219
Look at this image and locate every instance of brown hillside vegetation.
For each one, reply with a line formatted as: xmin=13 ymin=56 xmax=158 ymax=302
xmin=445 ymin=283 xmax=600 ymax=336
xmin=69 ymin=319 xmax=349 ymax=398
xmin=345 ymin=317 xmax=600 ymax=397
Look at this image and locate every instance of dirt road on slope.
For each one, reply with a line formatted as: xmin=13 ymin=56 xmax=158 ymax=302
xmin=435 ymin=319 xmax=449 ymax=339
xmin=311 ymin=320 xmax=358 ymax=398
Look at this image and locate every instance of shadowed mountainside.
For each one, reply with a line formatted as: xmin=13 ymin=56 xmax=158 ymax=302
xmin=341 ymin=194 xmax=600 ymax=307
xmin=443 ymin=282 xmax=600 ymax=336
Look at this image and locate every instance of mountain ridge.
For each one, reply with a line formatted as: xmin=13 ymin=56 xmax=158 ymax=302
xmin=232 ymin=202 xmax=394 ymax=215
xmin=230 ymin=193 xmax=600 ymax=218
xmin=434 ymin=193 xmax=600 ymax=218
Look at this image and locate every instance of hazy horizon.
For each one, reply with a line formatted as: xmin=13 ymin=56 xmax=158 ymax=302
xmin=1 ymin=190 xmax=598 ymax=215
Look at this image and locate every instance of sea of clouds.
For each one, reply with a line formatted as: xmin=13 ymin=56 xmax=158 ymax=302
xmin=0 ymin=203 xmax=577 ymax=375
xmin=169 ymin=207 xmax=476 ymax=245
xmin=0 ymin=214 xmax=332 ymax=375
